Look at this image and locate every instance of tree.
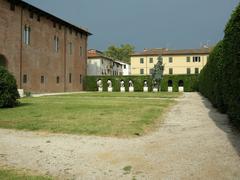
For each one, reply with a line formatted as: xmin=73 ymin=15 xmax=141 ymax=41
xmin=104 ymin=44 xmax=134 ymax=63
xmin=0 ymin=66 xmax=20 ymax=108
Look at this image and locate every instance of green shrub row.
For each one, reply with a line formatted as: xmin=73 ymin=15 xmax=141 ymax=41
xmin=199 ymin=3 xmax=240 ymax=128
xmin=84 ymin=75 xmax=198 ymax=92
xmin=0 ymin=67 xmax=19 ymax=108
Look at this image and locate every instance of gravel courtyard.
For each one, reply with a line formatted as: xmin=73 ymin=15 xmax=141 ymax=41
xmin=0 ymin=93 xmax=240 ymax=180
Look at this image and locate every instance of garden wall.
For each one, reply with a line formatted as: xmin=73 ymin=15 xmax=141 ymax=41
xmin=199 ymin=3 xmax=240 ymax=128
xmin=84 ymin=75 xmax=198 ymax=92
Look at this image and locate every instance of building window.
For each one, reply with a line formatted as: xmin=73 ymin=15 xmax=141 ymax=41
xmin=54 ymin=36 xmax=59 ymax=52
xmin=140 ymin=69 xmax=144 ymax=75
xmin=59 ymin=24 xmax=62 ymax=30
xmin=187 ymin=68 xmax=191 ymax=74
xmin=37 ymin=15 xmax=41 ymax=22
xmin=23 ymin=74 xmax=27 ymax=84
xmin=69 ymin=29 xmax=72 ymax=34
xmin=169 ymin=68 xmax=173 ymax=75
xmin=69 ymin=73 xmax=72 ymax=83
xmin=124 ymin=65 xmax=126 ymax=69
xmin=193 ymin=56 xmax=201 ymax=62
xmin=149 ymin=68 xmax=154 ymax=75
xmin=149 ymin=58 xmax=153 ymax=63
xmin=29 ymin=11 xmax=34 ymax=19
xmin=10 ymin=3 xmax=15 ymax=11
xmin=41 ymin=76 xmax=45 ymax=84
xmin=24 ymin=25 xmax=31 ymax=45
xmin=80 ymin=46 xmax=83 ymax=57
xmin=80 ymin=74 xmax=82 ymax=84
xmin=195 ymin=68 xmax=199 ymax=74
xmin=140 ymin=58 xmax=144 ymax=64
xmin=169 ymin=57 xmax=173 ymax=63
xmin=80 ymin=33 xmax=83 ymax=39
xmin=69 ymin=42 xmax=73 ymax=55
xmin=53 ymin=22 xmax=56 ymax=28
xmin=186 ymin=57 xmax=191 ymax=62
xmin=56 ymin=76 xmax=60 ymax=84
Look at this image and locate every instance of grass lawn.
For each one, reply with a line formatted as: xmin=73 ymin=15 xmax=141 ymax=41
xmin=0 ymin=92 xmax=180 ymax=137
xmin=0 ymin=168 xmax=51 ymax=180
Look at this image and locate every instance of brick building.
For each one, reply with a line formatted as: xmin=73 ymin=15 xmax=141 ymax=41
xmin=0 ymin=0 xmax=91 ymax=93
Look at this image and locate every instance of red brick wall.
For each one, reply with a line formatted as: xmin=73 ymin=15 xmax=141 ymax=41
xmin=0 ymin=0 xmax=88 ymax=93
xmin=0 ymin=0 xmax=21 ymax=86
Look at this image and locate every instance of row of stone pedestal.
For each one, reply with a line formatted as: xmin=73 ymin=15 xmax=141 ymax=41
xmin=98 ymin=86 xmax=184 ymax=92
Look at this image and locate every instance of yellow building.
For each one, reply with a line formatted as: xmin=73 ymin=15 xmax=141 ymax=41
xmin=131 ymin=48 xmax=211 ymax=75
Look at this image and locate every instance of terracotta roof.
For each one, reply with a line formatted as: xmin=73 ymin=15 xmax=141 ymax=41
xmin=14 ymin=0 xmax=91 ymax=35
xmin=87 ymin=49 xmax=122 ymax=65
xmin=131 ymin=48 xmax=212 ymax=56
xmin=87 ymin=49 xmax=111 ymax=60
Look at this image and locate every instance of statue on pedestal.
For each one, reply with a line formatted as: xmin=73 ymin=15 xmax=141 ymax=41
xmin=129 ymin=80 xmax=133 ymax=87
xmin=97 ymin=79 xmax=103 ymax=88
xmin=120 ymin=80 xmax=125 ymax=87
xmin=144 ymin=81 xmax=148 ymax=87
xmin=107 ymin=80 xmax=112 ymax=88
xmin=152 ymin=56 xmax=164 ymax=91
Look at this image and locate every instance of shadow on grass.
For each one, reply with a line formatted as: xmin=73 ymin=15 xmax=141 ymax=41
xmin=199 ymin=93 xmax=240 ymax=156
xmin=16 ymin=103 xmax=33 ymax=108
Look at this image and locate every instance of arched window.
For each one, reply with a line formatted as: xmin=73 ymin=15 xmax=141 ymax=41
xmin=168 ymin=80 xmax=173 ymax=87
xmin=0 ymin=55 xmax=7 ymax=68
xmin=178 ymin=80 xmax=184 ymax=87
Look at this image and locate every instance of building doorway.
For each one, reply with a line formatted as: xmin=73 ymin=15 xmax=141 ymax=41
xmin=0 ymin=54 xmax=7 ymax=68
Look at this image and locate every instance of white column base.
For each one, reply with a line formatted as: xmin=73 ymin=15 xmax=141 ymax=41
xmin=98 ymin=87 xmax=103 ymax=92
xmin=18 ymin=89 xmax=24 ymax=97
xmin=120 ymin=87 xmax=125 ymax=92
xmin=143 ymin=87 xmax=148 ymax=92
xmin=168 ymin=87 xmax=173 ymax=92
xmin=178 ymin=87 xmax=184 ymax=92
xmin=108 ymin=87 xmax=113 ymax=92
xmin=129 ymin=87 xmax=134 ymax=92
xmin=153 ymin=88 xmax=158 ymax=92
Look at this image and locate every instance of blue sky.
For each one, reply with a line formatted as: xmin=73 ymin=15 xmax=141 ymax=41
xmin=24 ymin=0 xmax=239 ymax=51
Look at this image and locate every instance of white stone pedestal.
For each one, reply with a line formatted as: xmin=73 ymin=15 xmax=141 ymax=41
xmin=129 ymin=87 xmax=134 ymax=92
xmin=18 ymin=89 xmax=24 ymax=97
xmin=143 ymin=87 xmax=148 ymax=92
xmin=120 ymin=87 xmax=125 ymax=92
xmin=98 ymin=87 xmax=103 ymax=92
xmin=168 ymin=87 xmax=173 ymax=92
xmin=108 ymin=87 xmax=113 ymax=92
xmin=153 ymin=88 xmax=158 ymax=92
xmin=178 ymin=86 xmax=184 ymax=92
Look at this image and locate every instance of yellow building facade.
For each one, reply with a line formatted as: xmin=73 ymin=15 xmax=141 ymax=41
xmin=131 ymin=48 xmax=211 ymax=75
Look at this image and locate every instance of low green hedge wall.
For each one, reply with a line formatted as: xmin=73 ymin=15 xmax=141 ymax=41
xmin=161 ymin=75 xmax=199 ymax=92
xmin=84 ymin=75 xmax=198 ymax=92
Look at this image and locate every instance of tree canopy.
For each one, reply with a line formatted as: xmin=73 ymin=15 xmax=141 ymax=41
xmin=104 ymin=44 xmax=134 ymax=64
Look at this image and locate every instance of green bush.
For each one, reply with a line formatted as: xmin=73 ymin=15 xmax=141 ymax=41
xmin=84 ymin=75 xmax=198 ymax=92
xmin=0 ymin=67 xmax=20 ymax=108
xmin=199 ymin=3 xmax=240 ymax=128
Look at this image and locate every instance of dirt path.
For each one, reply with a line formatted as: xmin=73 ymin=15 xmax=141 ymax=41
xmin=0 ymin=93 xmax=240 ymax=180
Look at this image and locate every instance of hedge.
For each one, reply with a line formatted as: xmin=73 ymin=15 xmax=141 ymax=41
xmin=199 ymin=3 xmax=240 ymax=128
xmin=84 ymin=75 xmax=198 ymax=92
xmin=0 ymin=66 xmax=20 ymax=108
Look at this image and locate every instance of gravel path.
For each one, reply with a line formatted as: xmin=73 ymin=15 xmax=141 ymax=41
xmin=0 ymin=93 xmax=240 ymax=180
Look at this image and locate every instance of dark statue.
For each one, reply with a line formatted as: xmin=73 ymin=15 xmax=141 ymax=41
xmin=152 ymin=56 xmax=164 ymax=90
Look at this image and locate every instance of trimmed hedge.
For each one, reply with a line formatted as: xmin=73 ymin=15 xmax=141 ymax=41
xmin=161 ymin=75 xmax=199 ymax=92
xmin=199 ymin=3 xmax=240 ymax=128
xmin=0 ymin=67 xmax=20 ymax=108
xmin=84 ymin=75 xmax=198 ymax=92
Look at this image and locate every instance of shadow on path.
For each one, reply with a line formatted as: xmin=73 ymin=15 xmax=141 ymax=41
xmin=200 ymin=93 xmax=240 ymax=156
